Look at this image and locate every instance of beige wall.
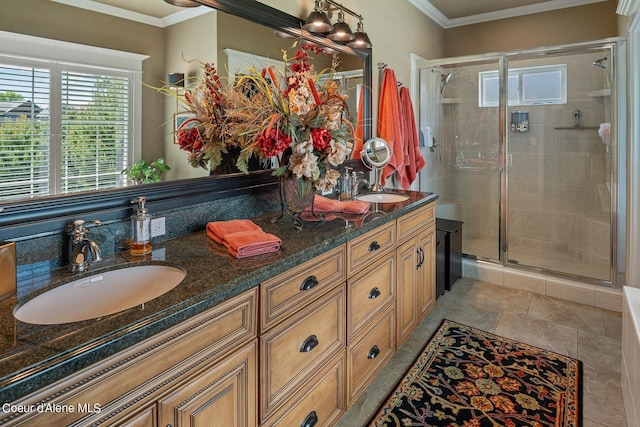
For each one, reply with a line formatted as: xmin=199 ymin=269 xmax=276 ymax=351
xmin=443 ymin=0 xmax=619 ymax=57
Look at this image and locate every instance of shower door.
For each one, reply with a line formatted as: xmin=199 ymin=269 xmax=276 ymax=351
xmin=418 ymin=57 xmax=502 ymax=261
xmin=504 ymin=48 xmax=613 ymax=281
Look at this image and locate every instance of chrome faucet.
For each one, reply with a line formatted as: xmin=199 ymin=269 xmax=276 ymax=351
xmin=350 ymin=171 xmax=369 ymax=199
xmin=68 ymin=219 xmax=103 ymax=272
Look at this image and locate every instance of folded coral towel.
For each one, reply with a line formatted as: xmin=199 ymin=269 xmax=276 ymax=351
xmin=310 ymin=195 xmax=370 ymax=215
xmin=206 ymin=219 xmax=281 ymax=258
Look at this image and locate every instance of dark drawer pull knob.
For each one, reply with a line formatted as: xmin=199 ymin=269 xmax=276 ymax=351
xmin=300 ymin=275 xmax=319 ymax=291
xmin=300 ymin=335 xmax=319 ymax=353
xmin=301 ymin=410 xmax=318 ymax=427
xmin=368 ymin=345 xmax=380 ymax=359
xmin=368 ymin=287 xmax=381 ymax=299
xmin=368 ymin=241 xmax=381 ymax=251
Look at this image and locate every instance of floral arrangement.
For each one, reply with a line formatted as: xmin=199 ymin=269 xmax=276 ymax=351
xmin=173 ymin=43 xmax=354 ymax=192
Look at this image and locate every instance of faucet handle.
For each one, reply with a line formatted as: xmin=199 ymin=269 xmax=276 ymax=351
xmin=68 ymin=219 xmax=102 ymax=236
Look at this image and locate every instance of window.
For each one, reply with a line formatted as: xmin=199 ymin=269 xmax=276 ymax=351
xmin=479 ymin=64 xmax=567 ymax=107
xmin=0 ymin=31 xmax=146 ymax=201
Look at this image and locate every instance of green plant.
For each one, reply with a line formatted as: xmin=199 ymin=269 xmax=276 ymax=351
xmin=121 ymin=158 xmax=170 ymax=184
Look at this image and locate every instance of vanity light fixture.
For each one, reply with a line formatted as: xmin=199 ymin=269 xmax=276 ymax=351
xmin=163 ymin=0 xmax=201 ymax=7
xmin=302 ymin=0 xmax=371 ymax=47
xmin=327 ymin=10 xmax=354 ymax=42
xmin=347 ymin=20 xmax=372 ymax=48
xmin=302 ymin=0 xmax=334 ymax=33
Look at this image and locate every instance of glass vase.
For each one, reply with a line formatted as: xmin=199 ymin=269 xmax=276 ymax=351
xmin=276 ymin=176 xmax=318 ymax=229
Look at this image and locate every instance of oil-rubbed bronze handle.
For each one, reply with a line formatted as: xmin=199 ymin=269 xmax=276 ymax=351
xmin=300 ymin=275 xmax=319 ymax=291
xmin=369 ymin=241 xmax=381 ymax=251
xmin=368 ymin=287 xmax=381 ymax=299
xmin=368 ymin=345 xmax=380 ymax=359
xmin=416 ymin=247 xmax=422 ymax=269
xmin=301 ymin=410 xmax=318 ymax=427
xmin=300 ymin=335 xmax=319 ymax=353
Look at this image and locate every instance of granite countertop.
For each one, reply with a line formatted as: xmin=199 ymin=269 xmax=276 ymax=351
xmin=0 ymin=191 xmax=437 ymax=403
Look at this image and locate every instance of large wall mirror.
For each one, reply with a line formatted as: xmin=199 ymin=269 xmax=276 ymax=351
xmin=0 ymin=0 xmax=372 ymax=239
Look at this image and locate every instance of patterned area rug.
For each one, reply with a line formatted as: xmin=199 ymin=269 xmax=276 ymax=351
xmin=369 ymin=319 xmax=582 ymax=426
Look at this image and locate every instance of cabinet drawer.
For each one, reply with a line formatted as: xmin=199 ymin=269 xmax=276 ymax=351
xmin=397 ymin=203 xmax=435 ymax=243
xmin=346 ymin=221 xmax=396 ymax=275
xmin=347 ymin=304 xmax=395 ymax=406
xmin=261 ymin=352 xmax=346 ymax=427
xmin=261 ymin=245 xmax=345 ymax=332
xmin=347 ymin=252 xmax=395 ymax=342
xmin=260 ymin=284 xmax=346 ymax=420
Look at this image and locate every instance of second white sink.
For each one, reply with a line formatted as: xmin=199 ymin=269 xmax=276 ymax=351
xmin=357 ymin=193 xmax=410 ymax=203
xmin=14 ymin=264 xmax=186 ymax=325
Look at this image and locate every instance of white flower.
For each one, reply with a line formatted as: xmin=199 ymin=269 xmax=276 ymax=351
xmin=289 ymin=151 xmax=319 ymax=179
xmin=292 ymin=94 xmax=311 ymax=116
xmin=316 ymin=168 xmax=340 ymax=192
xmin=327 ymin=139 xmax=349 ymax=167
xmin=297 ymin=86 xmax=310 ymax=98
xmin=293 ymin=139 xmax=314 ymax=154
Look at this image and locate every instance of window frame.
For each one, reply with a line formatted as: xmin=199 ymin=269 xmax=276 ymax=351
xmin=0 ymin=30 xmax=146 ymax=199
xmin=479 ymin=64 xmax=568 ymax=107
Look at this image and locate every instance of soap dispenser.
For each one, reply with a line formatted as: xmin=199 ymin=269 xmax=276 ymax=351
xmin=340 ymin=167 xmax=353 ymax=201
xmin=130 ymin=196 xmax=152 ymax=256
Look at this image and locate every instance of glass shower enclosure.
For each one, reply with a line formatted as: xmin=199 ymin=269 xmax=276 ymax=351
xmin=416 ymin=39 xmax=623 ymax=284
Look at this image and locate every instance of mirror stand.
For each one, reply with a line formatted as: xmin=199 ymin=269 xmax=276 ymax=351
xmin=360 ymin=138 xmax=392 ymax=192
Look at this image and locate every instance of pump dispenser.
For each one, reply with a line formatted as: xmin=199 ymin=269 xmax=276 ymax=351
xmin=340 ymin=167 xmax=352 ymax=201
xmin=130 ymin=196 xmax=152 ymax=256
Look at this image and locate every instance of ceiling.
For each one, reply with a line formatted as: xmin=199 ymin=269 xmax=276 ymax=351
xmin=51 ymin=0 xmax=610 ymax=28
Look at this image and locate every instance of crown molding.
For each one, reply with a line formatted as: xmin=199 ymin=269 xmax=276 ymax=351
xmin=50 ymin=0 xmax=213 ymax=28
xmin=617 ymin=0 xmax=640 ymax=16
xmin=409 ymin=0 xmax=608 ymax=29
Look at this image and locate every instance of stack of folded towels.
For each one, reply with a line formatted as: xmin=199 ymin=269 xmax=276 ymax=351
xmin=310 ymin=195 xmax=370 ymax=215
xmin=206 ymin=219 xmax=281 ymax=259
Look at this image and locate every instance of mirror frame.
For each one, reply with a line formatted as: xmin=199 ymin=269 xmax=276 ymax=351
xmin=0 ymin=0 xmax=372 ymax=241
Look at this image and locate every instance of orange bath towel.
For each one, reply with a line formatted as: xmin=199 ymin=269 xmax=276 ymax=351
xmin=351 ymin=88 xmax=365 ymax=160
xmin=399 ymin=87 xmax=426 ymax=189
xmin=310 ymin=195 xmax=370 ymax=215
xmin=206 ymin=219 xmax=281 ymax=258
xmin=378 ymin=68 xmax=405 ymax=186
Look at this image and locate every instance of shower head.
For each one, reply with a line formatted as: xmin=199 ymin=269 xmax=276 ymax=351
xmin=440 ymin=73 xmax=452 ymax=94
xmin=593 ymin=56 xmax=608 ymax=69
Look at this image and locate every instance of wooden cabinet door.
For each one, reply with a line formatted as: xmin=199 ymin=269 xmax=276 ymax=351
xmin=158 ymin=340 xmax=258 ymax=427
xmin=396 ymin=236 xmax=419 ymax=348
xmin=418 ymin=225 xmax=436 ymax=318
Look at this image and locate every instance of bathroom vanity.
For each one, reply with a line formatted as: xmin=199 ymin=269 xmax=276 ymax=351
xmin=0 ymin=191 xmax=437 ymax=426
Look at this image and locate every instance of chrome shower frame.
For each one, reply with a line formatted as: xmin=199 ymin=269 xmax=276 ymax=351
xmin=417 ymin=37 xmax=627 ymax=287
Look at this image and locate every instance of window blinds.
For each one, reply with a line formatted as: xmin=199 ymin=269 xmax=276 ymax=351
xmin=0 ymin=60 xmax=131 ymax=201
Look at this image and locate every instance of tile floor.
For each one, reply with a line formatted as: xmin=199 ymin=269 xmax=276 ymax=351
xmin=336 ymin=277 xmax=626 ymax=426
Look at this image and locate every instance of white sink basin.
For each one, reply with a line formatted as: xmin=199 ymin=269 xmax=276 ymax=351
xmin=14 ymin=265 xmax=186 ymax=325
xmin=357 ymin=193 xmax=410 ymax=203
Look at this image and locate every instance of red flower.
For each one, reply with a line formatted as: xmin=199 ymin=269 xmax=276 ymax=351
xmin=256 ymin=128 xmax=292 ymax=157
xmin=295 ymin=49 xmax=308 ymax=61
xmin=311 ymin=127 xmax=331 ymax=151
xmin=176 ymin=126 xmax=203 ymax=153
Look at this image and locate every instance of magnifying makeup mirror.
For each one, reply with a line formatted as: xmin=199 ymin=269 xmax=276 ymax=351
xmin=360 ymin=138 xmax=391 ymax=191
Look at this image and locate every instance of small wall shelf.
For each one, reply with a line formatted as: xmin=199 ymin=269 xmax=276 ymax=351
xmin=589 ymin=89 xmax=611 ymax=97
